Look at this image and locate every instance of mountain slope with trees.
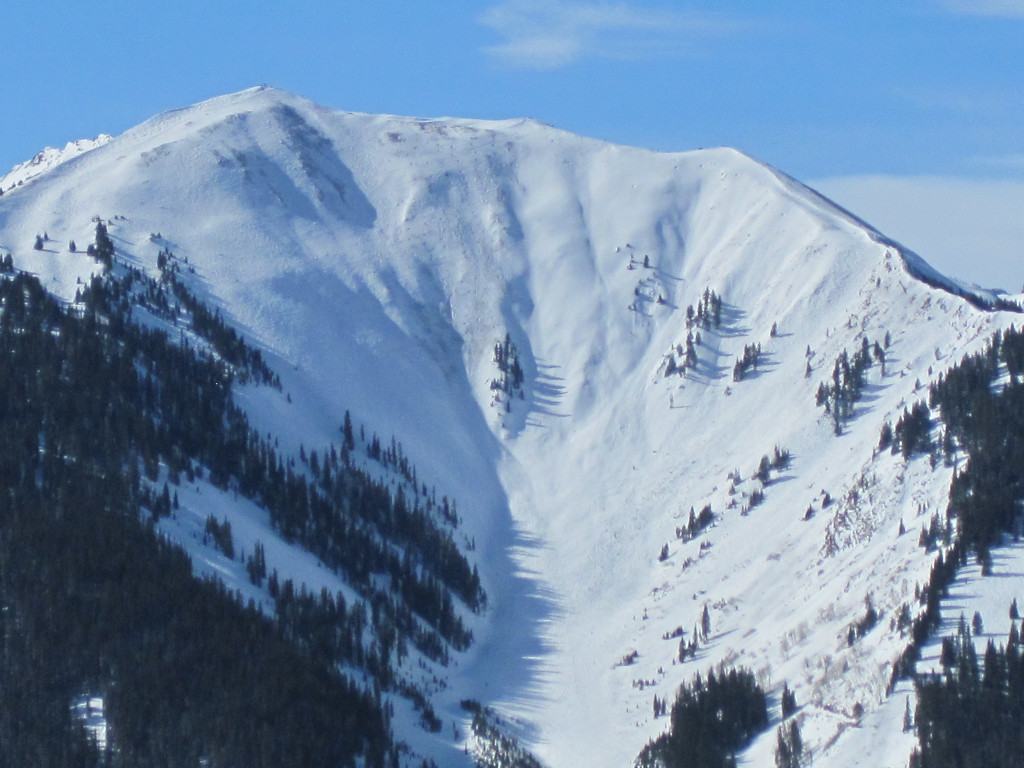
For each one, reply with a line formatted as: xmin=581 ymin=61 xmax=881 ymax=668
xmin=1 ymin=87 xmax=1021 ymax=768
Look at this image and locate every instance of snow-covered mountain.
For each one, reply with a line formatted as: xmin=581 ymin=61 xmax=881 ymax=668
xmin=0 ymin=86 xmax=1019 ymax=768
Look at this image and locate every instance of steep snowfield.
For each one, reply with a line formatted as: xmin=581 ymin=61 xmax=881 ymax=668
xmin=0 ymin=86 xmax=1018 ymax=767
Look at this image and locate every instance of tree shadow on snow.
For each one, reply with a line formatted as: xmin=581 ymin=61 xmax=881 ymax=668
xmin=713 ymin=301 xmax=752 ymax=339
xmin=765 ymin=472 xmax=797 ymax=487
xmin=527 ymin=362 xmax=570 ymax=420
xmin=449 ymin=526 xmax=566 ymax=753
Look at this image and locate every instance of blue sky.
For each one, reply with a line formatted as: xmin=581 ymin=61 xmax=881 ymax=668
xmin=3 ymin=1 xmax=1022 ymax=288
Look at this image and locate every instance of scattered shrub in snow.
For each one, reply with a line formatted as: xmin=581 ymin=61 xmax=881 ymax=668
xmin=846 ymin=595 xmax=879 ymax=646
xmin=732 ymin=343 xmax=762 ymax=382
xmin=677 ymin=504 xmax=714 ymax=542
xmin=815 ymin=335 xmax=885 ymax=434
xmin=491 ymin=332 xmax=525 ymax=409
xmin=685 ymin=288 xmax=722 ymax=331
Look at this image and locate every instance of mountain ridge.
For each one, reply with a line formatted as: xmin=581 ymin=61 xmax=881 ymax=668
xmin=3 ymin=85 xmax=1009 ymax=314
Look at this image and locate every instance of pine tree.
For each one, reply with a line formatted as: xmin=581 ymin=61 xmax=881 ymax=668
xmin=756 ymin=454 xmax=771 ymax=484
xmin=781 ymin=683 xmax=797 ymax=718
xmin=775 ymin=728 xmax=792 ymax=768
xmin=879 ymin=422 xmax=893 ymax=451
xmin=342 ymin=410 xmax=355 ymax=451
xmin=774 ymin=720 xmax=804 ymax=768
xmin=93 ymin=221 xmax=115 ymax=269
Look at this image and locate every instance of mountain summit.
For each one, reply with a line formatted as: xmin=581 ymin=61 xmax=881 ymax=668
xmin=0 ymin=88 xmax=1018 ymax=768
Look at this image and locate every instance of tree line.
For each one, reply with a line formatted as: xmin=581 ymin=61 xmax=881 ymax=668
xmin=0 ymin=271 xmax=391 ymax=766
xmin=876 ymin=326 xmax=1024 ymax=766
xmin=0 ymin=250 xmax=485 ymax=765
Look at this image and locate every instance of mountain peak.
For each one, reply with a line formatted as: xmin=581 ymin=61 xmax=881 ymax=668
xmin=192 ymin=84 xmax=320 ymax=114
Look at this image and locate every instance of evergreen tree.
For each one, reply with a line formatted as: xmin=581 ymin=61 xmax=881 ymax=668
xmin=775 ymin=720 xmax=804 ymax=768
xmin=635 ymin=667 xmax=769 ymax=768
xmin=755 ymin=454 xmax=771 ymax=484
xmin=93 ymin=221 xmax=114 ymax=270
xmin=781 ymin=683 xmax=797 ymax=718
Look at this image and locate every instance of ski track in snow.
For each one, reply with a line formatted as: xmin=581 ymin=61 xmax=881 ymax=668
xmin=1 ymin=85 xmax=1021 ymax=768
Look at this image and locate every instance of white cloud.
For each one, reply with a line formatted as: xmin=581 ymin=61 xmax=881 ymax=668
xmin=811 ymin=173 xmax=1024 ymax=293
xmin=938 ymin=0 xmax=1024 ymax=18
xmin=479 ymin=1 xmax=738 ymax=70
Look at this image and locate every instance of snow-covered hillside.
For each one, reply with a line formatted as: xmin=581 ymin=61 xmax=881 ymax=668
xmin=0 ymin=86 xmax=1018 ymax=768
xmin=0 ymin=134 xmax=111 ymax=193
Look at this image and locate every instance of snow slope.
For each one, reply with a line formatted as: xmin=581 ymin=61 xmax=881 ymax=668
xmin=0 ymin=86 xmax=1018 ymax=768
xmin=1 ymin=134 xmax=111 ymax=193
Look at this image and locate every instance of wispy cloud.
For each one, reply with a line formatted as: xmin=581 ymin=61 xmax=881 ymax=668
xmin=479 ymin=1 xmax=741 ymax=70
xmin=937 ymin=0 xmax=1024 ymax=18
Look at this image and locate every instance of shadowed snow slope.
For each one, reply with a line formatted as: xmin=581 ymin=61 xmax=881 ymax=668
xmin=1 ymin=86 xmax=1017 ymax=768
